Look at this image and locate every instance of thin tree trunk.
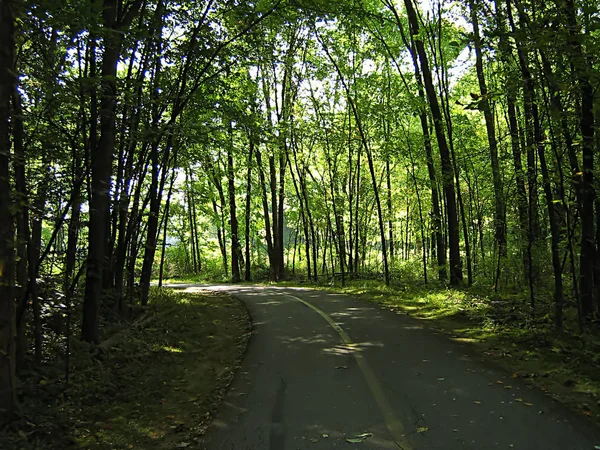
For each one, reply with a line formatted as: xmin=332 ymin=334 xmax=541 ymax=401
xmin=186 ymin=171 xmax=197 ymax=273
xmin=245 ymin=140 xmax=253 ymax=281
xmin=213 ymin=199 xmax=228 ymax=277
xmin=158 ymin=167 xmax=176 ymax=287
xmin=83 ymin=0 xmax=143 ymax=341
xmin=277 ymin=151 xmax=286 ymax=279
xmin=288 ymin=153 xmax=312 ymax=280
xmin=83 ymin=0 xmax=121 ymax=342
xmin=12 ymin=87 xmax=44 ymax=363
xmin=255 ymin=147 xmax=274 ymax=273
xmin=139 ymin=132 xmax=173 ymax=306
xmin=315 ymin=30 xmax=390 ymax=285
xmin=0 ymin=0 xmax=17 ymax=418
xmin=407 ymin=140 xmax=428 ymax=284
xmin=403 ymin=0 xmax=462 ymax=284
xmin=227 ymin=138 xmax=241 ymax=283
xmin=558 ymin=0 xmax=597 ymax=316
xmin=386 ymin=159 xmax=394 ymax=262
xmin=469 ymin=0 xmax=506 ymax=284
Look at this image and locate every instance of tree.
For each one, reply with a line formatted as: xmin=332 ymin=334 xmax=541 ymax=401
xmin=0 ymin=0 xmax=17 ymax=420
xmin=403 ymin=0 xmax=462 ymax=285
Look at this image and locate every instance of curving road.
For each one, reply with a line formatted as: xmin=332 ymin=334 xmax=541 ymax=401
xmin=176 ymin=285 xmax=600 ymax=449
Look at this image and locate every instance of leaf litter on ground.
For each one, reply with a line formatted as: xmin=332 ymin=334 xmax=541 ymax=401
xmin=0 ymin=289 xmax=250 ymax=450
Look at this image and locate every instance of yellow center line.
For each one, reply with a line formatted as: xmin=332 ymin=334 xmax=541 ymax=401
xmin=283 ymin=293 xmax=412 ymax=450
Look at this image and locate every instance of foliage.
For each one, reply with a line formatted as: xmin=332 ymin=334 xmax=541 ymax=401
xmin=2 ymin=0 xmax=600 ymax=428
xmin=0 ymin=289 xmax=250 ymax=449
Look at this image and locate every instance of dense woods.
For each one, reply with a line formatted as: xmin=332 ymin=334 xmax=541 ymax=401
xmin=1 ymin=0 xmax=600 ymax=422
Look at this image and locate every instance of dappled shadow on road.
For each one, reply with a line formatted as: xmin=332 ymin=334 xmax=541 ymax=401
xmin=196 ymin=286 xmax=403 ymax=449
xmin=322 ymin=341 xmax=385 ymax=356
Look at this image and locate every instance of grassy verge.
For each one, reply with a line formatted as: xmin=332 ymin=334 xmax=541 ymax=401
xmin=2 ymin=288 xmax=250 ymax=449
xmin=317 ymin=280 xmax=600 ymax=424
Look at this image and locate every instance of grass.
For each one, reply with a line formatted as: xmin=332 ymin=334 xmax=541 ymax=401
xmin=1 ymin=288 xmax=250 ymax=449
xmin=316 ymin=279 xmax=600 ymax=424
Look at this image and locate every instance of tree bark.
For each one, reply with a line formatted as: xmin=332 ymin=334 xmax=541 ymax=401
xmin=83 ymin=0 xmax=143 ymax=342
xmin=255 ymin=147 xmax=274 ymax=270
xmin=227 ymin=136 xmax=241 ymax=282
xmin=0 ymin=0 xmax=17 ymax=420
xmin=557 ymin=0 xmax=597 ymax=316
xmin=404 ymin=0 xmax=462 ymax=284
xmin=469 ymin=0 xmax=506 ymax=278
xmin=244 ymin=140 xmax=254 ymax=281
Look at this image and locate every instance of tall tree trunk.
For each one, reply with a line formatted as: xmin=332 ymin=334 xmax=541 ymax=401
xmin=277 ymin=150 xmax=286 ymax=279
xmin=325 ymin=145 xmax=346 ymax=286
xmin=469 ymin=0 xmax=506 ymax=284
xmin=288 ymin=153 xmax=312 ymax=280
xmin=315 ymin=30 xmax=390 ymax=285
xmin=557 ymin=0 xmax=597 ymax=316
xmin=255 ymin=147 xmax=274 ymax=270
xmin=227 ymin=140 xmax=241 ymax=283
xmin=386 ymin=159 xmax=394 ymax=262
xmin=538 ymin=141 xmax=565 ymax=329
xmin=244 ymin=140 xmax=253 ymax=281
xmin=505 ymin=1 xmax=537 ymax=309
xmin=407 ymin=139 xmax=428 ymax=283
xmin=269 ymin=155 xmax=279 ymax=280
xmin=83 ymin=0 xmax=142 ymax=341
xmin=158 ymin=167 xmax=176 ymax=287
xmin=299 ymin=167 xmax=318 ymax=281
xmin=404 ymin=0 xmax=462 ymax=284
xmin=12 ymin=87 xmax=43 ymax=363
xmin=213 ymin=200 xmax=228 ymax=276
xmin=0 ymin=0 xmax=17 ymax=419
xmin=384 ymin=0 xmax=445 ymax=280
xmin=186 ymin=170 xmax=197 ymax=273
xmin=139 ymin=131 xmax=173 ymax=306
xmin=63 ymin=142 xmax=83 ymax=382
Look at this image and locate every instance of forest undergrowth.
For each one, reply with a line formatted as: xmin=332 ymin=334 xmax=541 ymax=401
xmin=0 ymin=289 xmax=250 ymax=450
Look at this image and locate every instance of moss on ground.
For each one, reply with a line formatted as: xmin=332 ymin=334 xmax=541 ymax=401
xmin=1 ymin=289 xmax=250 ymax=449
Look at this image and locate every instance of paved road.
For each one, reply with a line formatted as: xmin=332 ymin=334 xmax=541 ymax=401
xmin=179 ymin=285 xmax=600 ymax=449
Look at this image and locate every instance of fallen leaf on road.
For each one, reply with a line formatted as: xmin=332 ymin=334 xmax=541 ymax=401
xmin=355 ymin=433 xmax=373 ymax=438
xmin=523 ymin=402 xmax=533 ymax=407
xmin=438 ymin=378 xmax=445 ymax=381
xmin=473 ymin=400 xmax=481 ymax=404
xmin=416 ymin=427 xmax=429 ymax=433
xmin=322 ymin=433 xmax=329 ymax=438
xmin=345 ymin=432 xmax=373 ymax=443
xmin=515 ymin=398 xmax=523 ymax=403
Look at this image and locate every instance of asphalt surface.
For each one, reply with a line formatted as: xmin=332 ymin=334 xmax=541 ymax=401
xmin=177 ymin=285 xmax=600 ymax=449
